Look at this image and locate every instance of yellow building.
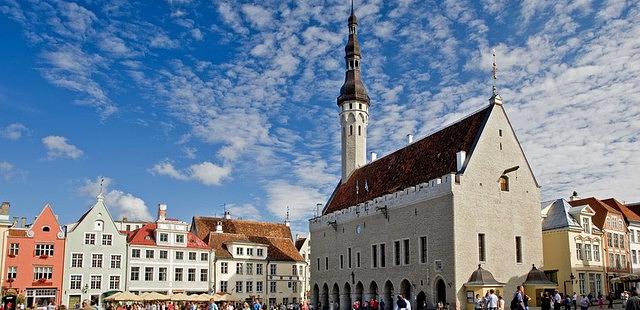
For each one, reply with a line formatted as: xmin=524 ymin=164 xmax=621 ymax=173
xmin=541 ymin=199 xmax=606 ymax=296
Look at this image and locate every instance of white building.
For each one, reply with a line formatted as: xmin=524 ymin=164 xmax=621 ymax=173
xmin=62 ymin=194 xmax=128 ymax=307
xmin=626 ymin=202 xmax=640 ymax=273
xmin=295 ymin=236 xmax=311 ymax=302
xmin=191 ymin=212 xmax=306 ymax=306
xmin=126 ymin=204 xmax=212 ymax=294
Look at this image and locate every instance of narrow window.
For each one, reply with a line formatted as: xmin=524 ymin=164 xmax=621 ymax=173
xmin=350 ymin=125 xmax=353 ymax=136
xmin=420 ymin=236 xmax=427 ymax=264
xmin=380 ymin=243 xmax=386 ymax=268
xmin=316 ymin=258 xmax=320 ymax=271
xmin=403 ymin=239 xmax=410 ymax=265
xmin=359 ymin=104 xmax=362 ymax=109
xmin=478 ymin=233 xmax=486 ymax=262
xmin=372 ymin=245 xmax=378 ymax=268
xmin=349 ymin=103 xmax=353 ymax=109
xmin=358 ymin=126 xmax=361 ymax=136
xmin=348 ymin=248 xmax=352 ymax=269
xmin=394 ymin=241 xmax=401 ymax=266
xmin=325 ymin=257 xmax=329 ymax=270
xmin=499 ymin=176 xmax=509 ymax=191
xmin=356 ymin=252 xmax=361 ymax=268
xmin=515 ymin=236 xmax=522 ymax=263
xmin=499 ymin=129 xmax=503 ymax=137
xmin=340 ymin=255 xmax=344 ymax=269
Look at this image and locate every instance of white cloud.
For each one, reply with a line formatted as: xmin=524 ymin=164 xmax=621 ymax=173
xmin=0 ymin=161 xmax=15 ymax=181
xmin=42 ymin=135 xmax=83 ymax=159
xmin=79 ymin=177 xmax=153 ymax=221
xmin=226 ymin=203 xmax=262 ymax=221
xmin=149 ymin=33 xmax=179 ymax=49
xmin=241 ymin=4 xmax=272 ymax=29
xmin=191 ymin=28 xmax=203 ymax=41
xmin=150 ymin=161 xmax=231 ymax=186
xmin=265 ymin=180 xmax=325 ymax=221
xmin=1 ymin=123 xmax=27 ymax=140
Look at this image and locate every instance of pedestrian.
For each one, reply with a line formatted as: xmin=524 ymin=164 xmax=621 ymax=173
xmin=370 ymin=298 xmax=378 ymax=310
xmin=487 ymin=290 xmax=498 ymax=310
xmin=541 ymin=292 xmax=551 ymax=310
xmin=394 ymin=295 xmax=407 ymax=310
xmin=627 ymin=287 xmax=640 ymax=310
xmin=553 ymin=291 xmax=562 ymax=310
xmin=511 ymin=286 xmax=525 ymax=310
xmin=608 ymin=292 xmax=614 ymax=309
xmin=498 ymin=296 xmax=505 ymax=310
xmin=565 ymin=295 xmax=572 ymax=310
xmin=581 ymin=296 xmax=590 ymax=310
xmin=573 ymin=293 xmax=578 ymax=310
xmin=379 ymin=300 xmax=385 ymax=310
xmin=476 ymin=295 xmax=483 ymax=310
xmin=402 ymin=295 xmax=411 ymax=310
xmin=623 ymin=292 xmax=629 ymax=309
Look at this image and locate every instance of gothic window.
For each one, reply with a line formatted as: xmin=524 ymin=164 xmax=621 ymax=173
xmin=350 ymin=125 xmax=353 ymax=136
xmin=358 ymin=126 xmax=361 ymax=136
xmin=499 ymin=176 xmax=509 ymax=191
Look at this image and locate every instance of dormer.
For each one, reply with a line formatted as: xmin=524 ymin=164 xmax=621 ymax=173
xmin=569 ymin=203 xmax=596 ymax=233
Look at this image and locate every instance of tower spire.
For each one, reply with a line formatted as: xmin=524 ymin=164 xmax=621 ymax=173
xmin=96 ymin=177 xmax=105 ymax=201
xmin=489 ymin=48 xmax=503 ymax=105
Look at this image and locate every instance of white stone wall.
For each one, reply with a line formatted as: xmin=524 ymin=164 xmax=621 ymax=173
xmin=626 ymin=223 xmax=640 ymax=273
xmin=340 ymin=100 xmax=368 ymax=181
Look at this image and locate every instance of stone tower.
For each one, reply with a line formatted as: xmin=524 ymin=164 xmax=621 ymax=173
xmin=338 ymin=3 xmax=370 ymax=183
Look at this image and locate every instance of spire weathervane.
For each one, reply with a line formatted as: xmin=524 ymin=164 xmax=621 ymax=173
xmin=491 ymin=48 xmax=498 ymax=95
xmin=97 ymin=177 xmax=105 ymax=201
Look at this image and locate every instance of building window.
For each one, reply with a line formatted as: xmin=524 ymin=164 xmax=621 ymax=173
xmin=256 ymin=263 xmax=263 ymax=275
xmin=584 ymin=244 xmax=592 ymax=261
xmin=246 ymin=281 xmax=253 ymax=293
xmin=394 ymin=241 xmax=401 ymax=266
xmin=594 ymin=245 xmax=600 ymax=262
xmin=403 ymin=239 xmax=410 ymax=265
xmin=622 ymin=255 xmax=627 ymax=269
xmin=131 ymin=249 xmax=140 ymax=258
xmin=7 ymin=266 xmax=17 ymax=279
xmin=159 ymin=233 xmax=168 ymax=242
xmin=188 ymin=268 xmax=196 ymax=282
xmin=270 ymin=281 xmax=277 ymax=293
xmin=317 ymin=258 xmax=320 ymax=271
xmin=9 ymin=243 xmax=19 ymax=256
xmin=595 ymin=274 xmax=602 ymax=293
xmin=109 ymin=275 xmax=120 ymax=290
xmin=201 ymin=253 xmax=208 ymax=261
xmin=130 ymin=267 xmax=140 ymax=281
xmin=160 ymin=250 xmax=168 ymax=259
xmin=348 ymin=248 xmax=352 ymax=269
xmin=608 ymin=233 xmax=613 ymax=247
xmin=257 ymin=281 xmax=263 ymax=293
xmin=247 ymin=248 xmax=254 ymax=256
xmin=632 ymin=230 xmax=637 ymax=243
xmin=236 ymin=263 xmax=244 ymax=275
xmin=292 ymin=281 xmax=298 ymax=292
xmin=221 ymin=262 xmax=228 ymax=274
xmin=94 ymin=220 xmax=103 ymax=231
xmin=236 ymin=281 xmax=243 ymax=293
xmin=159 ymin=267 xmax=167 ymax=281
xmin=270 ymin=264 xmax=277 ymax=275
xmin=174 ymin=268 xmax=183 ymax=281
xmin=325 ymin=257 xmax=329 ymax=270
xmin=71 ymin=253 xmax=83 ymax=268
xmin=340 ymin=255 xmax=344 ymax=269
xmin=146 ymin=250 xmax=154 ymax=259
xmin=380 ymin=243 xmax=386 ymax=268
xmin=576 ymin=243 xmax=583 ymax=260
xmin=220 ymin=281 xmax=228 ymax=293
xmin=357 ymin=252 xmax=361 ymax=268
xmin=358 ymin=126 xmax=361 ymax=136
xmin=372 ymin=245 xmax=378 ymax=268
xmin=188 ymin=252 xmax=197 ymax=260
xmin=257 ymin=248 xmax=264 ymax=256
xmin=515 ymin=236 xmax=523 ymax=263
xmin=91 ymin=254 xmax=103 ymax=268
xmin=35 ymin=244 xmax=54 ymax=256
xmin=175 ymin=234 xmax=185 ymax=243
xmin=614 ymin=234 xmax=619 ymax=248
xmin=292 ymin=265 xmax=297 ymax=275
xmin=420 ymin=236 xmax=427 ymax=264
xmin=633 ymin=250 xmax=638 ymax=265
xmin=621 ymin=234 xmax=625 ymax=250
xmin=350 ymin=125 xmax=353 ymax=136
xmin=478 ymin=234 xmax=486 ymax=262
xmin=70 ymin=275 xmax=82 ymax=290
xmin=145 ymin=267 xmax=153 ymax=281
xmin=84 ymin=233 xmax=96 ymax=245
xmin=236 ymin=247 xmax=244 ymax=255
xmin=175 ymin=251 xmax=184 ymax=260
xmin=609 ymin=253 xmax=614 ymax=268
xmin=499 ymin=176 xmax=509 ymax=191
xmin=101 ymin=234 xmax=112 ymax=246
xmin=616 ymin=254 xmax=621 ymax=269
xmin=33 ymin=266 xmax=53 ymax=280
xmin=110 ymin=255 xmax=121 ymax=268
xmin=90 ymin=275 xmax=102 ymax=290
xmin=200 ymin=269 xmax=208 ymax=282
xmin=582 ymin=218 xmax=590 ymax=233
xmin=578 ymin=273 xmax=586 ymax=295
xmin=247 ymin=263 xmax=253 ymax=275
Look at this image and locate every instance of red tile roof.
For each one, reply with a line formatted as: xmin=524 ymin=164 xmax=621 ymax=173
xmin=323 ymin=104 xmax=493 ymax=215
xmin=191 ymin=217 xmax=304 ymax=261
xmin=569 ymin=197 xmax=623 ymax=229
xmin=127 ymin=223 xmax=209 ymax=249
xmin=602 ymin=198 xmax=640 ymax=223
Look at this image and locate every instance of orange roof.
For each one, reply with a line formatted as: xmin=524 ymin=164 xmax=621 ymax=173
xmin=127 ymin=223 xmax=209 ymax=249
xmin=602 ymin=198 xmax=640 ymax=223
xmin=192 ymin=217 xmax=304 ymax=262
xmin=569 ymin=197 xmax=622 ymax=229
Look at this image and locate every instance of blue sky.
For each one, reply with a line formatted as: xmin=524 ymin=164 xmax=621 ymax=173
xmin=0 ymin=0 xmax=638 ymax=234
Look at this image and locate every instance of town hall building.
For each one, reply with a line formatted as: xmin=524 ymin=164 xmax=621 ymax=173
xmin=309 ymin=6 xmax=544 ymax=310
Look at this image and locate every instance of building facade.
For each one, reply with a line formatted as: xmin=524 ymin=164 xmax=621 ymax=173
xmin=126 ymin=204 xmax=212 ymax=294
xmin=310 ymin=7 xmax=542 ymax=310
xmin=541 ymin=199 xmax=605 ymax=296
xmin=295 ymin=236 xmax=311 ymax=302
xmin=569 ymin=197 xmax=631 ymax=295
xmin=62 ymin=194 xmax=128 ymax=308
xmin=600 ymin=199 xmax=640 ymax=274
xmin=3 ymin=205 xmax=65 ymax=307
xmin=192 ymin=213 xmax=306 ymax=306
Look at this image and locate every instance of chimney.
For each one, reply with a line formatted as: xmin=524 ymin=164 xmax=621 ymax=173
xmin=21 ymin=217 xmax=26 ymax=228
xmin=223 ymin=210 xmax=231 ymax=220
xmin=0 ymin=202 xmax=9 ymax=215
xmin=570 ymin=191 xmax=580 ymax=201
xmin=215 ymin=221 xmax=223 ymax=233
xmin=407 ymin=134 xmax=413 ymax=144
xmin=456 ymin=151 xmax=466 ymax=172
xmin=370 ymin=152 xmax=377 ymax=162
xmin=11 ymin=217 xmax=18 ymax=227
xmin=122 ymin=217 xmax=128 ymax=222
xmin=158 ymin=203 xmax=168 ymax=221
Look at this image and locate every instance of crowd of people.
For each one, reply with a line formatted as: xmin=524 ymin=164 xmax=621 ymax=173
xmin=99 ymin=299 xmax=310 ymax=310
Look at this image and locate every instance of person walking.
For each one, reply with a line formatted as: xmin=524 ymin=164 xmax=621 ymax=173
xmin=626 ymin=287 xmax=640 ymax=310
xmin=581 ymin=296 xmax=590 ymax=310
xmin=511 ymin=286 xmax=525 ymax=310
xmin=607 ymin=292 xmax=614 ymax=309
xmin=498 ymin=296 xmax=505 ymax=310
xmin=394 ymin=296 xmax=407 ymax=310
xmin=573 ymin=293 xmax=578 ymax=310
xmin=541 ymin=292 xmax=551 ymax=310
xmin=475 ymin=295 xmax=484 ymax=310
xmin=486 ymin=290 xmax=498 ymax=310
xmin=553 ymin=291 xmax=563 ymax=310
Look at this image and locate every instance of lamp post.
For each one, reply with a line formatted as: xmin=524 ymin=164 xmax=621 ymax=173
xmin=563 ymin=273 xmax=576 ymax=296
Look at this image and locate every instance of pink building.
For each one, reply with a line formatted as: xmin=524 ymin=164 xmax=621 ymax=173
xmin=3 ymin=204 xmax=65 ymax=307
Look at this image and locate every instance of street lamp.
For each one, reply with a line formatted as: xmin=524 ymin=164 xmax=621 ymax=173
xmin=563 ymin=273 xmax=576 ymax=296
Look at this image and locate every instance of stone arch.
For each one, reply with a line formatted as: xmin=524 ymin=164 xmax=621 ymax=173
xmin=434 ymin=277 xmax=446 ymax=304
xmin=313 ymin=284 xmax=320 ymax=309
xmin=416 ymin=291 xmax=427 ymax=310
xmin=347 ymin=113 xmax=356 ymax=123
xmin=322 ymin=283 xmax=330 ymax=310
xmin=342 ymin=282 xmax=352 ymax=310
xmin=355 ymin=281 xmax=364 ymax=303
xmin=359 ymin=113 xmax=365 ymax=122
xmin=332 ymin=283 xmax=340 ymax=310
xmin=400 ymin=279 xmax=412 ymax=302
xmin=369 ymin=281 xmax=379 ymax=300
xmin=383 ymin=280 xmax=394 ymax=310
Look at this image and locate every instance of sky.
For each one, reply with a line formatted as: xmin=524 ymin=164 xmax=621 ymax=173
xmin=0 ymin=0 xmax=638 ymax=234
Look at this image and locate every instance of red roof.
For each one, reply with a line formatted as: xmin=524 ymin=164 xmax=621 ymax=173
xmin=127 ymin=223 xmax=209 ymax=249
xmin=602 ymin=198 xmax=640 ymax=223
xmin=569 ymin=197 xmax=623 ymax=229
xmin=323 ymin=104 xmax=492 ymax=215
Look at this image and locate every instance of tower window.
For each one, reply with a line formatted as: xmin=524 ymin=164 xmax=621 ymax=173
xmin=499 ymin=175 xmax=509 ymax=191
xmin=355 ymin=60 xmax=359 ymax=68
xmin=349 ymin=103 xmax=353 ymax=109
xmin=359 ymin=104 xmax=362 ymax=109
xmin=358 ymin=126 xmax=361 ymax=136
xmin=350 ymin=125 xmax=353 ymax=136
xmin=499 ymin=129 xmax=503 ymax=137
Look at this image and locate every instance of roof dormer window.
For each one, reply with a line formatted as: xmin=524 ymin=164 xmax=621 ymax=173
xmin=499 ymin=175 xmax=509 ymax=192
xmin=582 ymin=217 xmax=590 ymax=233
